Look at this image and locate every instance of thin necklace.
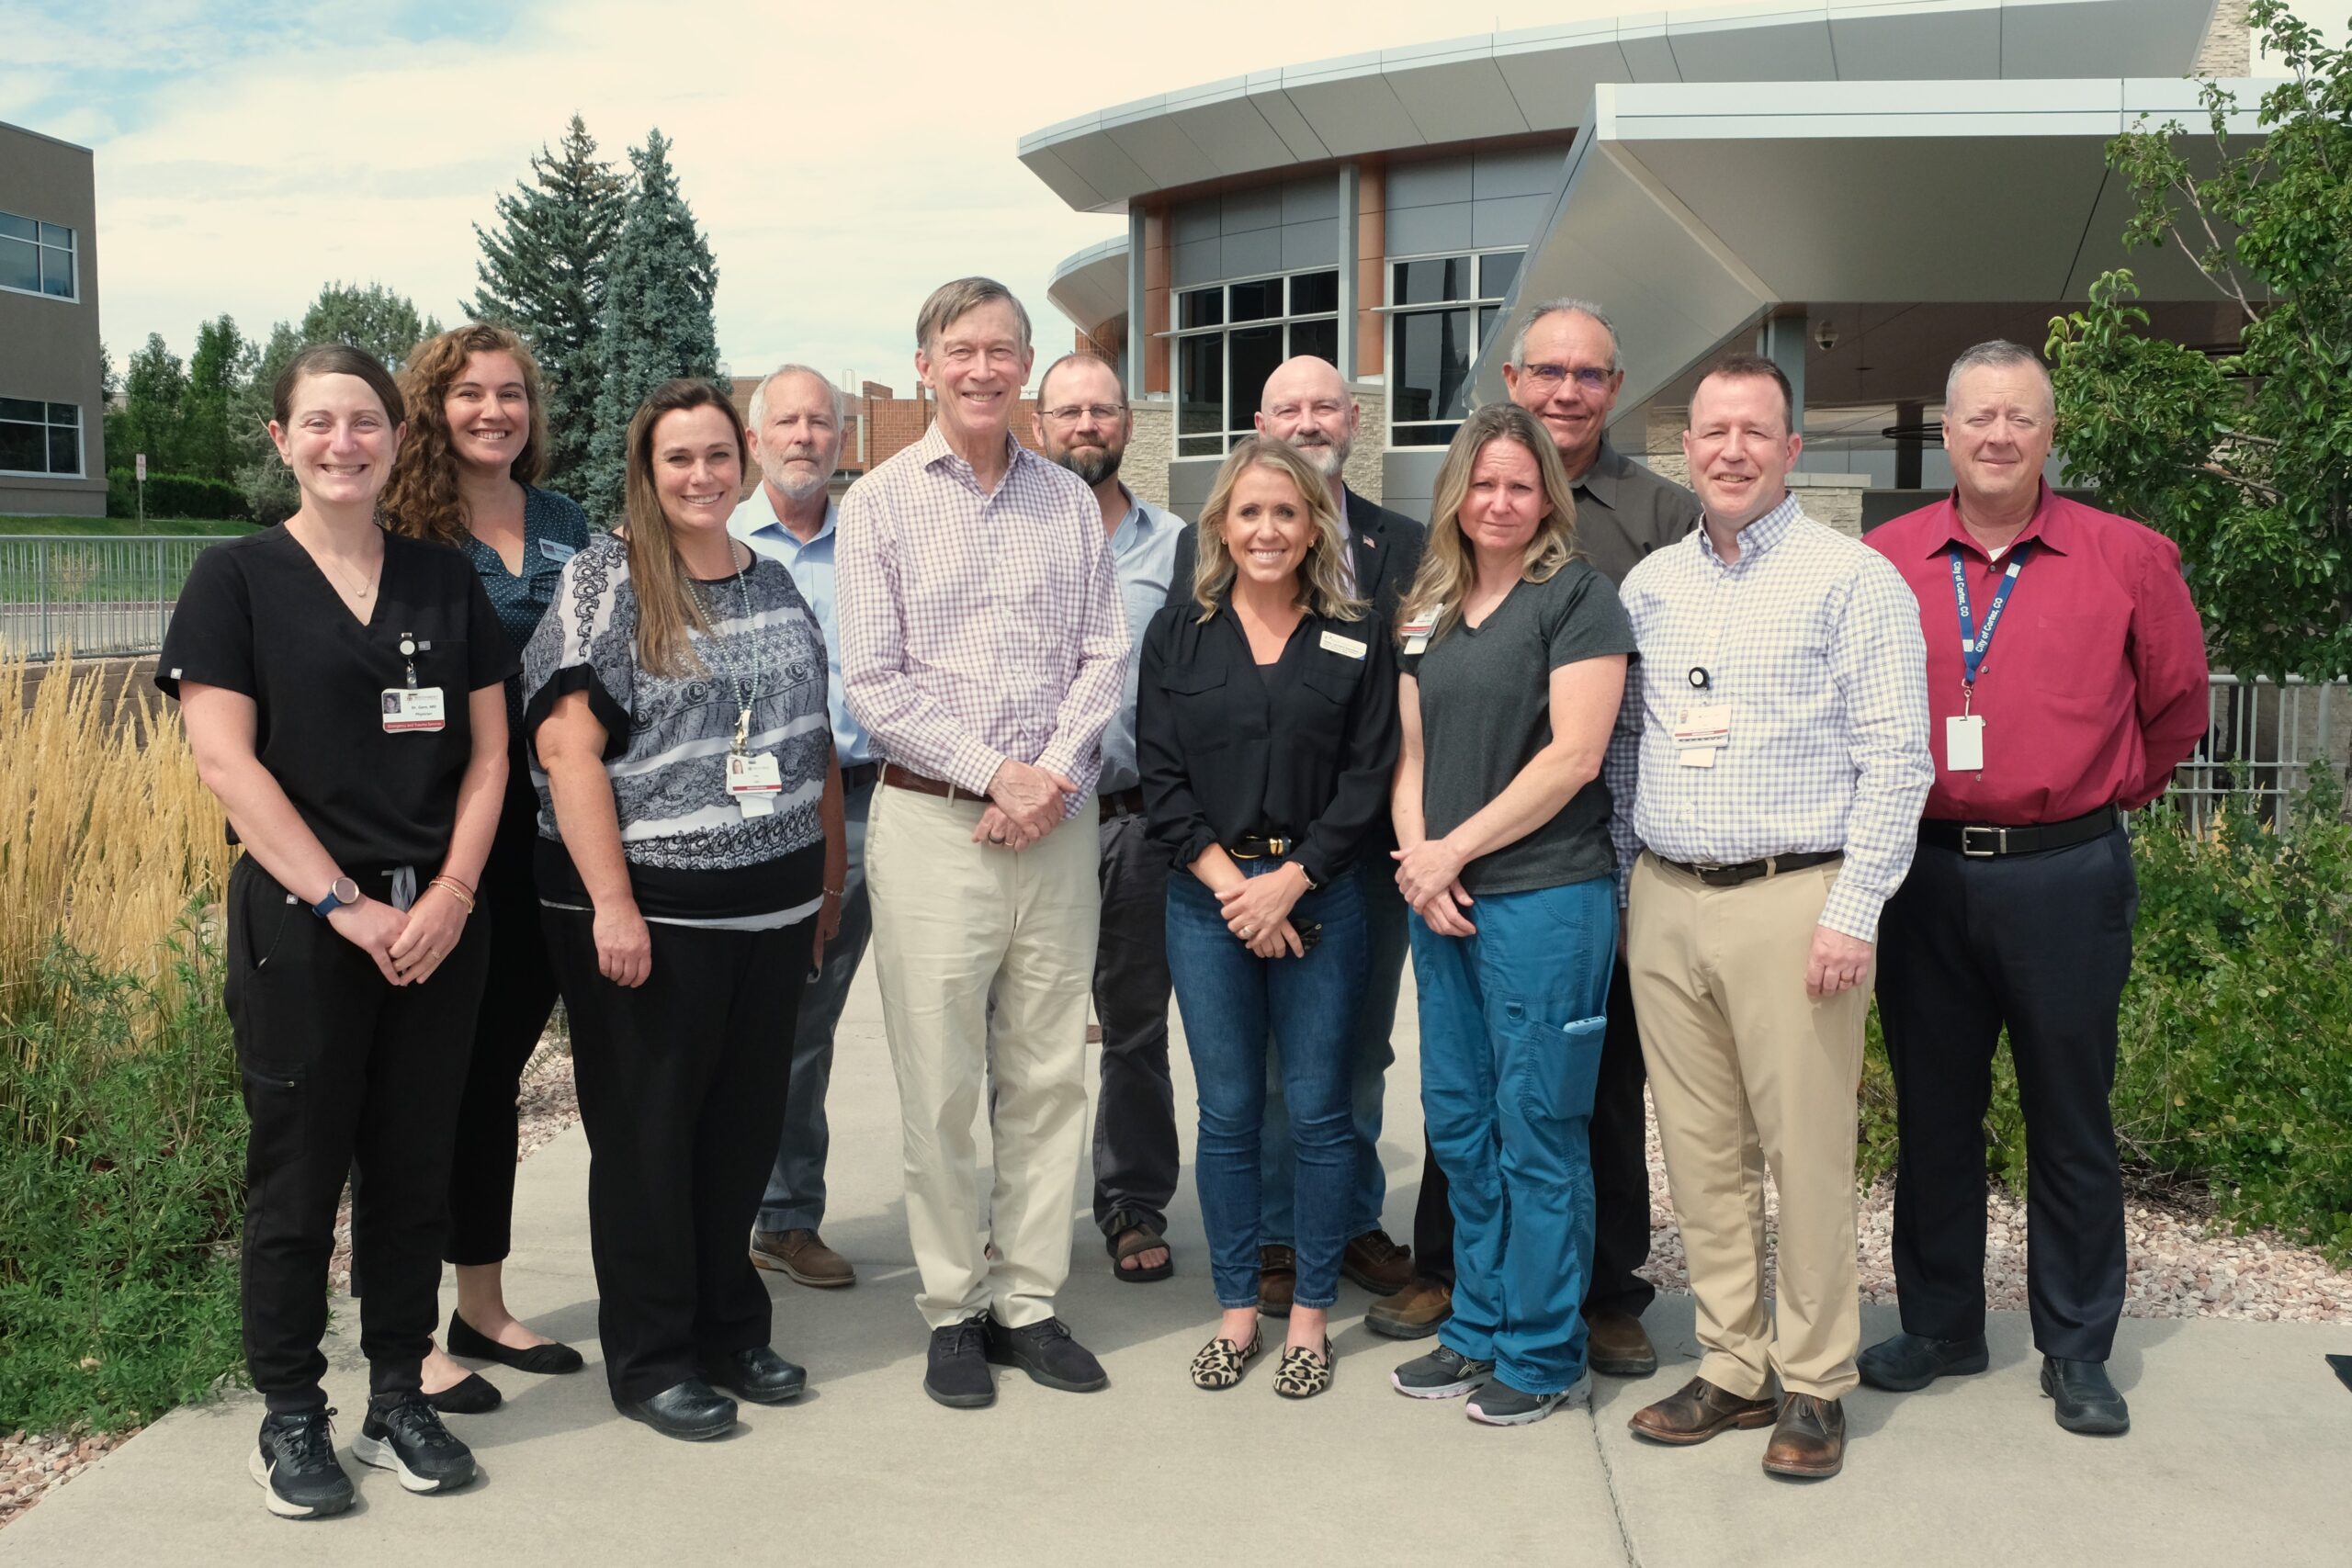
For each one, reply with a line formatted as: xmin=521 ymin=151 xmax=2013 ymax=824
xmin=294 ymin=520 xmax=380 ymax=600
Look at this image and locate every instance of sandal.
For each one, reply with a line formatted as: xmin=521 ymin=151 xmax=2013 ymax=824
xmin=1105 ymin=1211 xmax=1174 ymax=1284
xmin=1189 ymin=1325 xmax=1263 ymax=1390
xmin=1272 ymin=1337 xmax=1335 ymax=1400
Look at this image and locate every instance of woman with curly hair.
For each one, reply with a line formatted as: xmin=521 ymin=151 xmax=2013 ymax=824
xmin=382 ymin=323 xmax=591 ymax=1412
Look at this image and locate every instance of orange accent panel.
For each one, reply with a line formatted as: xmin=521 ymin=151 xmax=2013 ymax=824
xmin=1355 ymin=163 xmax=1385 ymax=377
xmin=1144 ymin=285 xmax=1170 ymax=394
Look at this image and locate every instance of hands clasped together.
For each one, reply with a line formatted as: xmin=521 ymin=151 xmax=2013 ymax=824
xmin=330 ymin=883 xmax=471 ymax=987
xmin=973 ymin=758 xmax=1080 ymax=852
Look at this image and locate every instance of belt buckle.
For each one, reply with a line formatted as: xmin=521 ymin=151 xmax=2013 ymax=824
xmin=1960 ymin=825 xmax=2006 ymax=858
xmin=1267 ymin=836 xmax=1291 ymax=857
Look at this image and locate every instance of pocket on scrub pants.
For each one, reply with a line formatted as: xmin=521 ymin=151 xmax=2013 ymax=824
xmin=1507 ymin=1009 xmax=1608 ymax=1128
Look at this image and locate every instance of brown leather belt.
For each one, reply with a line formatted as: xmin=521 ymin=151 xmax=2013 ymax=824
xmin=1657 ymin=850 xmax=1841 ymax=888
xmin=1100 ymin=786 xmax=1147 ymax=819
xmin=880 ymin=762 xmax=981 ymax=802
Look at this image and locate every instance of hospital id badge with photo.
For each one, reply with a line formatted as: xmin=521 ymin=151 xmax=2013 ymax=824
xmin=380 ymin=687 xmax=447 ymax=733
xmin=1674 ymin=704 xmax=1730 ymax=768
xmin=727 ymin=751 xmax=783 ymax=818
xmin=1398 ymin=605 xmax=1441 ymax=657
xmin=1946 ymin=714 xmax=1986 ymax=773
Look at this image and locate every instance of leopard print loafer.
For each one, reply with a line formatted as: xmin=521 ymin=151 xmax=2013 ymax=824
xmin=1190 ymin=1327 xmax=1264 ymax=1390
xmin=1272 ymin=1338 xmax=1335 ymax=1399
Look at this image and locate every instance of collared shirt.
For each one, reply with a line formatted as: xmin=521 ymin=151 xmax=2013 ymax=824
xmin=1606 ymin=493 xmax=1933 ymax=942
xmin=1866 ymin=483 xmax=2209 ymax=822
xmin=456 ymin=485 xmax=591 ymax=769
xmin=1566 ymin=440 xmax=1703 ymax=589
xmin=728 ymin=489 xmax=876 ymax=767
xmin=836 ymin=423 xmax=1129 ymax=817
xmin=1098 ymin=487 xmax=1184 ymax=795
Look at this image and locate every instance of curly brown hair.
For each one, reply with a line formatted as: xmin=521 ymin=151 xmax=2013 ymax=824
xmin=382 ymin=322 xmax=550 ymax=546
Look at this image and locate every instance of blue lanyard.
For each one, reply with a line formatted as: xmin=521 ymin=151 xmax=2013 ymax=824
xmin=1951 ymin=542 xmax=2030 ymax=694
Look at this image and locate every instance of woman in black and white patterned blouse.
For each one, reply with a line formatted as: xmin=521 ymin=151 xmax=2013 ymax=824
xmin=523 ymin=378 xmax=846 ymax=1442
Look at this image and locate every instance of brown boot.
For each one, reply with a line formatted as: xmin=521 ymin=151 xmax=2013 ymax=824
xmin=1341 ymin=1229 xmax=1412 ymax=1295
xmin=1365 ymin=1275 xmax=1453 ymax=1339
xmin=749 ymin=1228 xmax=856 ymax=1288
xmin=1627 ymin=1376 xmax=1779 ymax=1446
xmin=1586 ymin=1309 xmax=1657 ymax=1377
xmin=1761 ymin=1393 xmax=1847 ymax=1479
xmin=1258 ymin=1245 xmax=1296 ymax=1316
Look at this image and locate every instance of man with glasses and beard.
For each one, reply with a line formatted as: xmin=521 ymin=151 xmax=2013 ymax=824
xmin=1028 ymin=353 xmax=1185 ymax=1285
xmin=1166 ymin=355 xmax=1425 ymax=1320
xmin=729 ymin=364 xmax=871 ymax=1292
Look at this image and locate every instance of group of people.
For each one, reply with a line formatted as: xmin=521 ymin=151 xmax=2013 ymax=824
xmin=156 ymin=271 xmax=2209 ymax=1520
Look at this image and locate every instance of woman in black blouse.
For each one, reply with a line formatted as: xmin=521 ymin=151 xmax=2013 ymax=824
xmin=1138 ymin=436 xmax=1398 ymax=1400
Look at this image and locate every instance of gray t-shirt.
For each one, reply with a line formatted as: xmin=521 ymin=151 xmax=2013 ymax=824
xmin=1399 ymin=559 xmax=1636 ymax=896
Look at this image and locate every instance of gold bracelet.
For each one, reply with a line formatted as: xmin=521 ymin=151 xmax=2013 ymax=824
xmin=429 ymin=875 xmax=477 ymax=913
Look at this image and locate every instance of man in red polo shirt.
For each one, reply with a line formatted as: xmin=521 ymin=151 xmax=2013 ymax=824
xmin=1860 ymin=340 xmax=2208 ymax=1437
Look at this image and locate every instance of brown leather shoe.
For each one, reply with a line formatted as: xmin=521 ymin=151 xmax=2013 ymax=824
xmin=749 ymin=1228 xmax=855 ymax=1289
xmin=1341 ymin=1229 xmax=1412 ymax=1295
xmin=1258 ymin=1245 xmax=1296 ymax=1316
xmin=1587 ymin=1308 xmax=1658 ymax=1377
xmin=1627 ymin=1376 xmax=1779 ymax=1446
xmin=1762 ymin=1393 xmax=1846 ymax=1479
xmin=1365 ymin=1275 xmax=1453 ymax=1339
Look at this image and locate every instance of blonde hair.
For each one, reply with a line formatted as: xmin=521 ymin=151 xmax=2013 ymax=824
xmin=620 ymin=379 xmax=749 ymax=678
xmin=1396 ymin=403 xmax=1578 ymax=648
xmin=1190 ymin=437 xmax=1364 ymax=622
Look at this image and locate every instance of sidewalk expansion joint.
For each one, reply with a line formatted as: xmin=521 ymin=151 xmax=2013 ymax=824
xmin=1586 ymin=1407 xmax=1644 ymax=1568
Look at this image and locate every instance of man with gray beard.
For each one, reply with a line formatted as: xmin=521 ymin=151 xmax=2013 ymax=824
xmin=1029 ymin=353 xmax=1185 ymax=1282
xmin=729 ymin=364 xmax=872 ymax=1291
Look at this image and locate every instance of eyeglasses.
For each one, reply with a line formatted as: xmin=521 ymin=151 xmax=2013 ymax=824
xmin=1041 ymin=403 xmax=1125 ymax=424
xmin=1517 ymin=364 xmax=1616 ymax=391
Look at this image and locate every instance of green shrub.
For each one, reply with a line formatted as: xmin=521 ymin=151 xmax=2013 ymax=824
xmin=0 ymin=921 xmax=247 ymax=1433
xmin=105 ymin=469 xmax=253 ymax=524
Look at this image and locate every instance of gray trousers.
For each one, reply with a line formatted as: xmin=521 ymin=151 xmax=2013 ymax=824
xmin=756 ymin=776 xmax=875 ymax=1234
xmin=1091 ymin=807 xmax=1178 ymax=1239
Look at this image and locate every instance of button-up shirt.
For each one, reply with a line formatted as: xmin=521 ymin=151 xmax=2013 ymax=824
xmin=728 ymin=490 xmax=876 ymax=768
xmin=1866 ymin=483 xmax=2209 ymax=822
xmin=1099 ymin=487 xmax=1184 ymax=796
xmin=1566 ymin=439 xmax=1703 ymax=589
xmin=837 ymin=423 xmax=1128 ymax=817
xmin=1606 ymin=494 xmax=1933 ymax=942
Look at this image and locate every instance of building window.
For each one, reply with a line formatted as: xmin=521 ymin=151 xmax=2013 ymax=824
xmin=0 ymin=399 xmax=83 ymax=477
xmin=1171 ymin=269 xmax=1341 ymax=458
xmin=0 ymin=211 xmax=77 ymax=301
xmin=1386 ymin=248 xmax=1524 ymax=447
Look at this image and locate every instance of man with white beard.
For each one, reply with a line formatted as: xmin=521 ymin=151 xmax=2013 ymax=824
xmin=729 ymin=364 xmax=871 ymax=1292
xmin=1164 ymin=355 xmax=1426 ymax=1317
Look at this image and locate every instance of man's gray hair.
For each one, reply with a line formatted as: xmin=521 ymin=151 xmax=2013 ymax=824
xmin=915 ymin=276 xmax=1033 ymax=356
xmin=747 ymin=364 xmax=845 ymax=431
xmin=1944 ymin=340 xmax=2052 ymax=411
xmin=1511 ymin=298 xmax=1623 ymax=375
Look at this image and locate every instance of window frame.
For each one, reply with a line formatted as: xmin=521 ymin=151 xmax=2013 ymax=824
xmin=1166 ymin=266 xmax=1344 ymax=460
xmin=1384 ymin=245 xmax=1526 ymax=448
xmin=0 ymin=209 xmax=79 ymax=304
xmin=0 ymin=399 xmax=85 ymax=479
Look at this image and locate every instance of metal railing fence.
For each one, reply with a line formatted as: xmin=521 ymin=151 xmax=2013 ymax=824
xmin=0 ymin=536 xmax=218 ymax=660
xmin=2169 ymin=674 xmax=2349 ymax=837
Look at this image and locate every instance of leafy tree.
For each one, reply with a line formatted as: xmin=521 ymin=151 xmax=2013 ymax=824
xmin=182 ymin=315 xmax=251 ymax=483
xmin=581 ymin=129 xmax=720 ymax=524
xmin=298 ymin=281 xmax=441 ymax=370
xmin=2046 ymin=1 xmax=2351 ymax=679
xmin=471 ymin=114 xmax=627 ymax=500
xmin=231 ymin=322 xmax=304 ymax=525
xmin=116 ymin=333 xmax=190 ymax=475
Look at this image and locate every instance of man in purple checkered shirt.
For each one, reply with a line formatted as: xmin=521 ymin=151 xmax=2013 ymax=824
xmin=836 ymin=277 xmax=1129 ymax=1410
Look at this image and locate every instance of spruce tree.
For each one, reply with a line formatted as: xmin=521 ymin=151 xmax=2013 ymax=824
xmin=470 ymin=114 xmax=626 ymax=501
xmin=581 ymin=129 xmax=720 ymax=525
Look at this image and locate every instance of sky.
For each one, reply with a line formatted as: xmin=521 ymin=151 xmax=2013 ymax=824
xmin=1 ymin=0 xmax=1604 ymax=392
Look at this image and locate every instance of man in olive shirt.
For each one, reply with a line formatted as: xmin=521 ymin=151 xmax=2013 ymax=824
xmin=1376 ymin=299 xmax=1701 ymax=1365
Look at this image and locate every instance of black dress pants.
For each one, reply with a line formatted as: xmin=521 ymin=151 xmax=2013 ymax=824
xmin=548 ymin=908 xmax=808 ymax=1404
xmin=1876 ymin=826 xmax=2137 ymax=1360
xmin=226 ymin=856 xmax=488 ymax=1414
xmin=444 ymin=795 xmax=562 ymax=1266
xmin=1091 ymin=807 xmax=1179 ymax=1239
xmin=1411 ymin=953 xmax=1656 ymax=1315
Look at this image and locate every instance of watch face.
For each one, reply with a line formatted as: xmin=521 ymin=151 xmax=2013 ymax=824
xmin=332 ymin=877 xmax=360 ymax=905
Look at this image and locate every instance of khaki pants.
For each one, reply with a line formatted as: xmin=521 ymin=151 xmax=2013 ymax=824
xmin=865 ymin=784 xmax=1101 ymax=1330
xmin=1626 ymin=852 xmax=1869 ymax=1400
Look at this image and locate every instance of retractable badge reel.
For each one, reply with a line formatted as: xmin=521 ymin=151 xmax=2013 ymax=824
xmin=725 ymin=706 xmax=783 ymax=818
xmin=1674 ymin=666 xmax=1730 ymax=769
xmin=381 ymin=633 xmax=447 ymax=733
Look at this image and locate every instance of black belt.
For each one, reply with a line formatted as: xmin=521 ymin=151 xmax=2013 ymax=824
xmin=1920 ymin=805 xmax=2119 ymax=859
xmin=1658 ymin=850 xmax=1841 ymax=888
xmin=841 ymin=761 xmax=878 ymax=793
xmin=1227 ymin=833 xmax=1294 ymax=860
xmin=1100 ymin=786 xmax=1147 ymax=818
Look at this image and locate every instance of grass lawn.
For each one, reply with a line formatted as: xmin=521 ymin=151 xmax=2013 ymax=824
xmin=0 ymin=515 xmax=255 ymax=537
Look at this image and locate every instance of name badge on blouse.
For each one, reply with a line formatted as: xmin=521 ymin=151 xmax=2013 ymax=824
xmin=1673 ymin=705 xmax=1729 ymax=769
xmin=381 ymin=687 xmax=447 ymax=733
xmin=1318 ymin=630 xmax=1367 ymax=660
xmin=540 ymin=538 xmax=577 ymax=564
xmin=727 ymin=751 xmax=783 ymax=818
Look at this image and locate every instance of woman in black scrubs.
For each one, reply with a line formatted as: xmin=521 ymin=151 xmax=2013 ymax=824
xmin=160 ymin=344 xmax=514 ymax=1518
xmin=382 ymin=323 xmax=591 ymax=1412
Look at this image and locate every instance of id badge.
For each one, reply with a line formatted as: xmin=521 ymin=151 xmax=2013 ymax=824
xmin=1398 ymin=606 xmax=1440 ymax=658
xmin=1946 ymin=714 xmax=1986 ymax=773
xmin=727 ymin=751 xmax=783 ymax=818
xmin=1673 ymin=705 xmax=1731 ymax=749
xmin=380 ymin=687 xmax=447 ymax=733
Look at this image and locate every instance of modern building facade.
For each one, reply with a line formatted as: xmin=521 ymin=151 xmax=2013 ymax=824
xmin=1 ymin=120 xmax=104 ymax=518
xmin=1022 ymin=0 xmax=2258 ymax=527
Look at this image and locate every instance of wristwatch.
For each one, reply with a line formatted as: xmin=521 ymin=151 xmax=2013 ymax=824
xmin=311 ymin=875 xmax=361 ymax=919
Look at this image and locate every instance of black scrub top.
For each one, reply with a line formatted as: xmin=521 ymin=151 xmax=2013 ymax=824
xmin=156 ymin=526 xmax=516 ymax=870
xmin=1136 ymin=599 xmax=1398 ymax=887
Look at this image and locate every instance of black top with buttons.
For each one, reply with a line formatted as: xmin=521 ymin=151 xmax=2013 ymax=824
xmin=1136 ymin=598 xmax=1399 ymax=887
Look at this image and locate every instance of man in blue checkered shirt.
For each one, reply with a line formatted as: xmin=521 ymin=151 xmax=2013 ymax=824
xmin=1606 ymin=354 xmax=1930 ymax=1482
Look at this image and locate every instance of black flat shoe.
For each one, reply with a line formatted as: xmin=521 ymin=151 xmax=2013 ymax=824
xmin=2041 ymin=1356 xmax=2130 ymax=1436
xmin=1858 ymin=1331 xmax=1990 ymax=1393
xmin=424 ymin=1372 xmax=502 ymax=1416
xmin=704 ymin=1345 xmax=807 ymax=1404
xmin=448 ymin=1310 xmax=584 ymax=1376
xmin=616 ymin=1378 xmax=738 ymax=1441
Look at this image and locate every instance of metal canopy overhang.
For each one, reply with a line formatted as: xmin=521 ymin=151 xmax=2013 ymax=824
xmin=1046 ymin=235 xmax=1131 ymax=341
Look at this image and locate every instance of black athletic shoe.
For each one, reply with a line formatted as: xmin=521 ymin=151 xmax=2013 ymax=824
xmin=1391 ymin=1344 xmax=1494 ymax=1400
xmin=249 ymin=1408 xmax=354 ymax=1520
xmin=1858 ymin=1331 xmax=1990 ymax=1393
xmin=353 ymin=1394 xmax=477 ymax=1493
xmin=981 ymin=1314 xmax=1109 ymax=1393
xmin=925 ymin=1316 xmax=996 ymax=1408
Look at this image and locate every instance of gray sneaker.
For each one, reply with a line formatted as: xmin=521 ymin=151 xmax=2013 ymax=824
xmin=1391 ymin=1344 xmax=1494 ymax=1400
xmin=1466 ymin=1371 xmax=1591 ymax=1427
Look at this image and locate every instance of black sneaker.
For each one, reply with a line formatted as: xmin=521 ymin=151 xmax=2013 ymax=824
xmin=353 ymin=1394 xmax=477 ymax=1493
xmin=1392 ymin=1344 xmax=1494 ymax=1400
xmin=249 ymin=1408 xmax=354 ymax=1519
xmin=1466 ymin=1372 xmax=1589 ymax=1427
xmin=982 ymin=1314 xmax=1109 ymax=1393
xmin=925 ymin=1316 xmax=996 ymax=1409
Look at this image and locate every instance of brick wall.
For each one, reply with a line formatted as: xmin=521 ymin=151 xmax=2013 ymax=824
xmin=2195 ymin=0 xmax=2251 ymax=76
xmin=1125 ymin=399 xmax=1176 ymax=511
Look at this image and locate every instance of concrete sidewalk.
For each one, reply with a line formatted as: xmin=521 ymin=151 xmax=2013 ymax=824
xmin=6 ymin=967 xmax=2348 ymax=1567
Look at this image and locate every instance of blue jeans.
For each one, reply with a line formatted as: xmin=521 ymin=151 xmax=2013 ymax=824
xmin=1412 ymin=877 xmax=1614 ymax=1393
xmin=1166 ymin=862 xmax=1366 ymax=1310
xmin=1260 ymin=858 xmax=1408 ymax=1242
